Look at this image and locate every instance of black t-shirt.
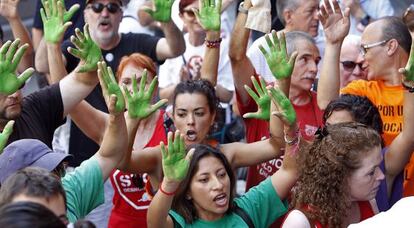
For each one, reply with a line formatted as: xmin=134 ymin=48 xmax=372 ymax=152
xmin=61 ymin=33 xmax=161 ymax=166
xmin=7 ymin=83 xmax=65 ymax=149
xmin=33 ymin=0 xmax=86 ymax=41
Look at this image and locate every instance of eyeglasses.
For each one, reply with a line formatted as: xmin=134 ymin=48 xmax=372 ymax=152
xmin=341 ymin=61 xmax=364 ymax=71
xmin=360 ymin=40 xmax=389 ymax=56
xmin=87 ymin=2 xmax=121 ymax=14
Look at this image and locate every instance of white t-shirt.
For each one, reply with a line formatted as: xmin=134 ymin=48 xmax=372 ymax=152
xmin=158 ymin=33 xmax=234 ymax=92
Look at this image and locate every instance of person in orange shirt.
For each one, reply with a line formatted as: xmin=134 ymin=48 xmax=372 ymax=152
xmin=316 ymin=0 xmax=414 ymax=196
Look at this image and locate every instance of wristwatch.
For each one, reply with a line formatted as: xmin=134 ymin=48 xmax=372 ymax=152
xmin=360 ymin=14 xmax=371 ymax=26
xmin=238 ymin=2 xmax=248 ymax=14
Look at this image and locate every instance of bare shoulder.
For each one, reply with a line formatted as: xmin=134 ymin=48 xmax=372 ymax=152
xmin=282 ymin=209 xmax=312 ymax=228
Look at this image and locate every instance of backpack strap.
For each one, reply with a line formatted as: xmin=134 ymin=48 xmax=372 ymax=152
xmin=234 ymin=203 xmax=255 ymax=228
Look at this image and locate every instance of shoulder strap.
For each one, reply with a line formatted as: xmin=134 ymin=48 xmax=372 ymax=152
xmin=234 ymin=203 xmax=255 ymax=228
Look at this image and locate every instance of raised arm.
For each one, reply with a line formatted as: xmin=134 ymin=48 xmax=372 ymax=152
xmin=143 ymin=0 xmax=185 ymax=60
xmin=34 ymin=0 xmax=79 ymax=74
xmin=147 ymin=131 xmax=193 ymax=228
xmin=0 ymin=120 xmax=14 ymax=154
xmin=268 ymin=86 xmax=299 ymax=199
xmin=0 ymin=39 xmax=34 ymax=95
xmin=59 ymin=24 xmax=102 ymax=117
xmin=0 ymin=0 xmax=33 ymax=72
xmin=221 ymin=31 xmax=297 ymax=167
xmin=228 ymin=0 xmax=255 ymax=105
xmin=196 ymin=0 xmax=221 ymax=86
xmin=317 ymin=0 xmax=350 ymax=110
xmin=41 ymin=0 xmax=74 ymax=83
xmin=385 ymin=41 xmax=414 ymax=184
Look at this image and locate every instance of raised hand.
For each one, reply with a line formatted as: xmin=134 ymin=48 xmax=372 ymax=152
xmin=243 ymin=76 xmax=270 ymax=121
xmin=97 ymin=61 xmax=125 ymax=113
xmin=42 ymin=0 xmax=79 ymax=23
xmin=160 ymin=131 xmax=193 ymax=182
xmin=0 ymin=39 xmax=34 ymax=95
xmin=194 ymin=0 xmax=221 ymax=31
xmin=400 ymin=40 xmax=414 ymax=87
xmin=124 ymin=70 xmax=168 ymax=119
xmin=40 ymin=0 xmax=72 ymax=43
xmin=0 ymin=120 xmax=14 ymax=154
xmin=268 ymin=86 xmax=296 ymax=127
xmin=259 ymin=31 xmax=297 ymax=80
xmin=319 ymin=0 xmax=350 ymax=44
xmin=143 ymin=0 xmax=174 ymax=22
xmin=0 ymin=0 xmax=20 ymax=20
xmin=68 ymin=24 xmax=102 ymax=73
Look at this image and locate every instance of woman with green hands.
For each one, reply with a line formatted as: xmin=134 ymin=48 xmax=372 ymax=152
xmin=147 ymin=85 xmax=299 ymax=227
xmin=68 ymin=53 xmax=168 ymax=227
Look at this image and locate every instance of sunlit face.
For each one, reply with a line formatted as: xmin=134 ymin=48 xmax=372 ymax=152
xmin=288 ymin=0 xmax=319 ymax=37
xmin=340 ymin=42 xmax=367 ymax=88
xmin=290 ymin=40 xmax=320 ymax=92
xmin=12 ymin=194 xmax=68 ymax=225
xmin=348 ymin=146 xmax=384 ymax=201
xmin=173 ymin=93 xmax=215 ymax=145
xmin=188 ymin=156 xmax=231 ymax=221
xmin=83 ymin=0 xmax=122 ymax=46
xmin=325 ymin=110 xmax=354 ymax=125
xmin=360 ymin=22 xmax=390 ymax=81
xmin=0 ymin=91 xmax=22 ymax=121
xmin=118 ymin=62 xmax=155 ymax=99
xmin=180 ymin=1 xmax=204 ymax=34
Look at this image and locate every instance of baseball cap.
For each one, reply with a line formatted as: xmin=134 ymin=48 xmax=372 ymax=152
xmin=0 ymin=139 xmax=72 ymax=184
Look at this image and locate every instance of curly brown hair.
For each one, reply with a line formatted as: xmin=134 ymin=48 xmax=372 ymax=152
xmin=291 ymin=122 xmax=382 ymax=227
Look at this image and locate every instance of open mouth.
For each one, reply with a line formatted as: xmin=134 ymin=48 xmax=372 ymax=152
xmin=99 ymin=20 xmax=111 ymax=29
xmin=213 ymin=193 xmax=227 ymax=207
xmin=186 ymin=130 xmax=197 ymax=142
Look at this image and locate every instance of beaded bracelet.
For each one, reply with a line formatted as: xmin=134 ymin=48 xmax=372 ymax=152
xmin=205 ymin=38 xmax=222 ymax=48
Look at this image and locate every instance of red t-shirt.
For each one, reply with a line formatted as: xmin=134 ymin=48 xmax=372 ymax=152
xmin=236 ymin=77 xmax=323 ymax=191
xmin=108 ymin=111 xmax=167 ymax=228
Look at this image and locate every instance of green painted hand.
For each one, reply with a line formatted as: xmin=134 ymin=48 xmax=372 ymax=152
xmin=268 ymin=86 xmax=296 ymax=127
xmin=161 ymin=131 xmax=192 ymax=182
xmin=41 ymin=0 xmax=72 ymax=43
xmin=144 ymin=0 xmax=174 ymax=22
xmin=194 ymin=0 xmax=221 ymax=31
xmin=124 ymin=70 xmax=168 ymax=119
xmin=97 ymin=61 xmax=125 ymax=113
xmin=0 ymin=120 xmax=14 ymax=154
xmin=68 ymin=24 xmax=102 ymax=73
xmin=243 ymin=76 xmax=270 ymax=121
xmin=41 ymin=0 xmax=79 ymax=23
xmin=400 ymin=40 xmax=414 ymax=85
xmin=0 ymin=39 xmax=34 ymax=95
xmin=259 ymin=31 xmax=297 ymax=80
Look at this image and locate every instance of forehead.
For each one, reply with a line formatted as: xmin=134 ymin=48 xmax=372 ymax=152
xmin=175 ymin=93 xmax=208 ymax=109
xmin=294 ymin=0 xmax=318 ymax=11
xmin=120 ymin=63 xmax=151 ymax=79
xmin=358 ymin=146 xmax=382 ymax=169
xmin=361 ymin=22 xmax=384 ymax=44
xmin=295 ymin=40 xmax=320 ymax=58
xmin=340 ymin=44 xmax=360 ymax=60
xmin=195 ymin=156 xmax=225 ymax=174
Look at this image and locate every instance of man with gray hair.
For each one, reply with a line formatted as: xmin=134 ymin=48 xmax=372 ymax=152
xmin=247 ymin=0 xmax=320 ymax=82
xmin=339 ymin=35 xmax=367 ymax=88
xmin=229 ymin=0 xmax=323 ymax=200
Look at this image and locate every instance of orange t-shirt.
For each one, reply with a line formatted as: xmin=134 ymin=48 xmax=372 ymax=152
xmin=341 ymin=80 xmax=414 ymax=196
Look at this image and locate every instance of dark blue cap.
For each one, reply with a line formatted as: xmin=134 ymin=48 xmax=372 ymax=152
xmin=0 ymin=139 xmax=71 ymax=184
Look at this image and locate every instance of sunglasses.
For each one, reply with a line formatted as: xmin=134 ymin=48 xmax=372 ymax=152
xmin=341 ymin=61 xmax=363 ymax=71
xmin=87 ymin=2 xmax=121 ymax=14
